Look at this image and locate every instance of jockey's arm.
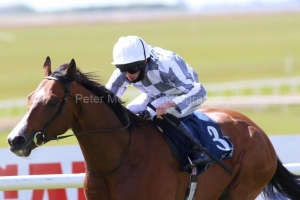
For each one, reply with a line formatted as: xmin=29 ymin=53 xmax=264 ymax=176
xmin=159 ymin=59 xmax=206 ymax=115
xmin=105 ymin=69 xmax=128 ymax=97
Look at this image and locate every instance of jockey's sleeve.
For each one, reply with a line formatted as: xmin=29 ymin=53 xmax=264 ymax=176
xmin=164 ymin=58 xmax=207 ymax=113
xmin=105 ymin=69 xmax=128 ymax=97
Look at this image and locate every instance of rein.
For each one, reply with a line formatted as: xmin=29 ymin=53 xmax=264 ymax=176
xmin=33 ymin=76 xmax=131 ymax=177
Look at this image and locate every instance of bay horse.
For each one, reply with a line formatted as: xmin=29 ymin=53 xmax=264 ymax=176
xmin=7 ymin=57 xmax=300 ymax=200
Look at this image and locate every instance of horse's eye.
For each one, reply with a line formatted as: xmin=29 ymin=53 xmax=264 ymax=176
xmin=48 ymin=98 xmax=58 ymax=107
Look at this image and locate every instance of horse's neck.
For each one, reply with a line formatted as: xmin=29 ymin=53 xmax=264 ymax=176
xmin=71 ymin=85 xmax=130 ymax=174
xmin=70 ymin=84 xmax=171 ymax=179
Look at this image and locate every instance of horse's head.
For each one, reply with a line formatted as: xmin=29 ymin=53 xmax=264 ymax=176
xmin=7 ymin=56 xmax=79 ymax=157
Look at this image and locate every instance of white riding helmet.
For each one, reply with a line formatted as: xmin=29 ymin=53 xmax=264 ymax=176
xmin=111 ymin=36 xmax=150 ymax=65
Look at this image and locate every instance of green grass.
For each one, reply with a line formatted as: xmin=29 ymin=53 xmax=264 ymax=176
xmin=236 ymin=105 xmax=300 ymax=135
xmin=0 ymin=13 xmax=300 ymax=99
xmin=1 ymin=12 xmax=300 ymax=147
xmin=1 ymin=132 xmax=9 ymax=148
xmin=0 ymin=107 xmax=27 ymax=118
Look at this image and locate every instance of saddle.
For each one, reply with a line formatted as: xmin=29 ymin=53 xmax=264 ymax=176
xmin=150 ymin=111 xmax=234 ymax=175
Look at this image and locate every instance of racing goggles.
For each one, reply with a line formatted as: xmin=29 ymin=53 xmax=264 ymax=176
xmin=116 ymin=61 xmax=144 ymax=74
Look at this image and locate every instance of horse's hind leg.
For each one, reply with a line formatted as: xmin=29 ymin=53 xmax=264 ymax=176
xmin=227 ymin=126 xmax=277 ymax=200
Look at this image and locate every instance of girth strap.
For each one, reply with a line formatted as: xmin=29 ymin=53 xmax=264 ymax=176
xmin=185 ymin=167 xmax=198 ymax=200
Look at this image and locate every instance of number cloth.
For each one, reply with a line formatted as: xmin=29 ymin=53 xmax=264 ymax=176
xmin=157 ymin=110 xmax=234 ymax=174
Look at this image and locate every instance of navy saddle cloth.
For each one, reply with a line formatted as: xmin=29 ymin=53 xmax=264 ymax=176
xmin=157 ymin=110 xmax=234 ymax=175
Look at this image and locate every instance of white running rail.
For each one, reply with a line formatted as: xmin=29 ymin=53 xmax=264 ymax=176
xmin=0 ymin=163 xmax=299 ymax=191
xmin=205 ymin=76 xmax=300 ymax=96
xmin=0 ymin=77 xmax=299 ymax=118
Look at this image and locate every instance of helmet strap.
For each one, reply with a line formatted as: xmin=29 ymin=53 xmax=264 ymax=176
xmin=139 ymin=38 xmax=146 ymax=60
xmin=125 ymin=38 xmax=148 ymax=83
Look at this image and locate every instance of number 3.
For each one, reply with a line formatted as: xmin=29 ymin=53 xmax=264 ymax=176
xmin=207 ymin=126 xmax=230 ymax=151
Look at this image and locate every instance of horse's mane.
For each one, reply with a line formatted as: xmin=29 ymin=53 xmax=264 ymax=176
xmin=51 ymin=64 xmax=139 ymax=129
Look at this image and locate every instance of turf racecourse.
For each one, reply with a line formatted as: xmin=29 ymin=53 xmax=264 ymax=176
xmin=1 ymin=11 xmax=300 ymax=99
xmin=0 ymin=11 xmax=299 ymax=147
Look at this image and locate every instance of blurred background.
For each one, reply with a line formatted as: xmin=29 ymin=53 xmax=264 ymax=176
xmin=0 ymin=0 xmax=299 ymax=144
xmin=0 ymin=1 xmax=299 ymax=199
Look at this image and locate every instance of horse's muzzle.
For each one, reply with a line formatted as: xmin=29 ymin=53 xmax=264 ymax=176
xmin=8 ymin=135 xmax=33 ymax=157
xmin=8 ymin=135 xmax=26 ymax=147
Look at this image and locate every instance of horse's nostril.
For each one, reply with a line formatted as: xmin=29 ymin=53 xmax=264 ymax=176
xmin=12 ymin=136 xmax=26 ymax=146
xmin=7 ymin=138 xmax=12 ymax=146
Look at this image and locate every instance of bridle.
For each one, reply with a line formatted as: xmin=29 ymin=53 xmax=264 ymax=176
xmin=33 ymin=76 xmax=131 ymax=176
xmin=33 ymin=76 xmax=74 ymax=146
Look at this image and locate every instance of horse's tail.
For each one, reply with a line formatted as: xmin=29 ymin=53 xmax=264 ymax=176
xmin=262 ymin=158 xmax=300 ymax=200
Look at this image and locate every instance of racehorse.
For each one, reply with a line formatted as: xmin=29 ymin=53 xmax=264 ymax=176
xmin=7 ymin=57 xmax=300 ymax=200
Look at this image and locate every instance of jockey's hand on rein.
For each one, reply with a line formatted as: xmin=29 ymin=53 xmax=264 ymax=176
xmin=156 ymin=101 xmax=176 ymax=119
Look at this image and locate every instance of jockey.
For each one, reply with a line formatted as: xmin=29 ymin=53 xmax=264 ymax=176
xmin=106 ymin=35 xmax=210 ymax=170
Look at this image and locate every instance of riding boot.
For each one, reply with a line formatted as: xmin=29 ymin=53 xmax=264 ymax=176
xmin=183 ymin=146 xmax=211 ymax=171
xmin=152 ymin=113 xmax=211 ymax=171
xmin=136 ymin=110 xmax=151 ymax=120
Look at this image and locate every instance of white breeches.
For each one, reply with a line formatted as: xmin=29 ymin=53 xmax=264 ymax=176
xmin=126 ymin=93 xmax=203 ymax=119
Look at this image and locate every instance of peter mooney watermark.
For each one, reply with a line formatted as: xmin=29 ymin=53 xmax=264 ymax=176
xmin=75 ymin=94 xmax=223 ymax=105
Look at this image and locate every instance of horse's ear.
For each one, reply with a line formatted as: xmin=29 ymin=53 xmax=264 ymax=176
xmin=65 ymin=58 xmax=76 ymax=77
xmin=43 ymin=56 xmax=52 ymax=77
